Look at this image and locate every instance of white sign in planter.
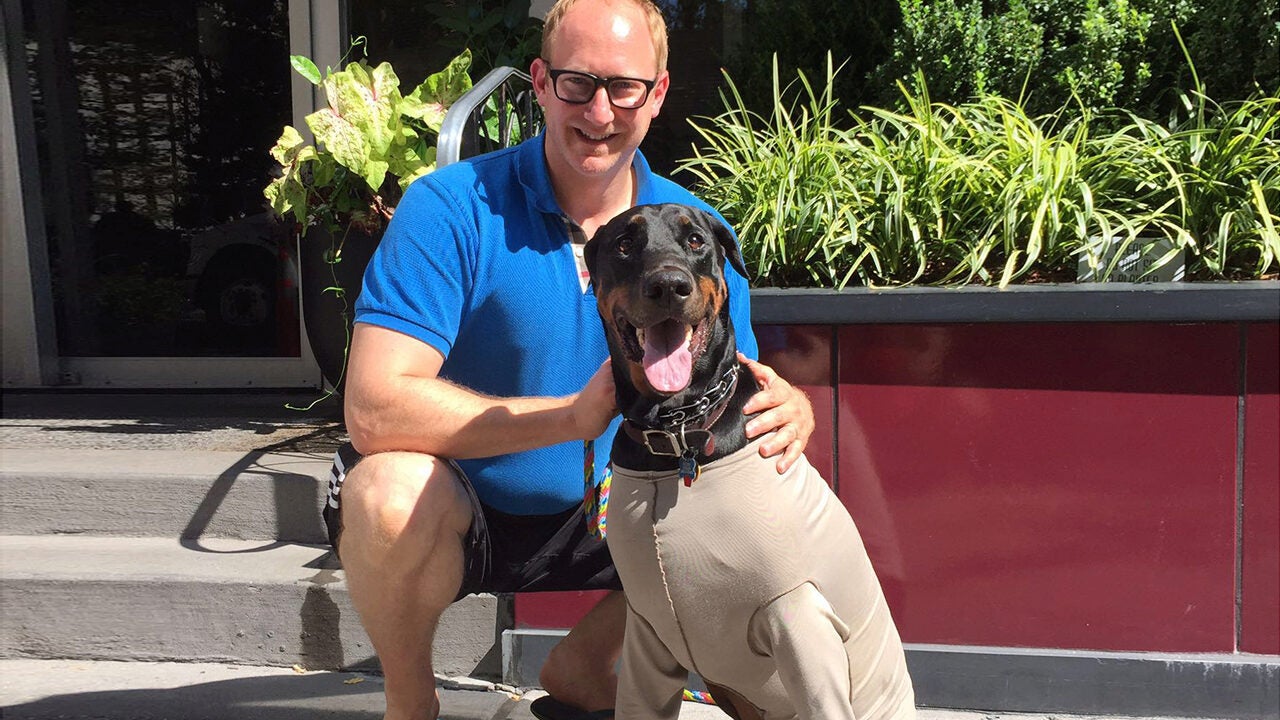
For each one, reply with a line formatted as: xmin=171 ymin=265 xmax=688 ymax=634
xmin=1078 ymin=235 xmax=1186 ymax=283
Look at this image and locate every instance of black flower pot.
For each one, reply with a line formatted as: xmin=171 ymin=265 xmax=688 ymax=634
xmin=300 ymin=225 xmax=380 ymax=392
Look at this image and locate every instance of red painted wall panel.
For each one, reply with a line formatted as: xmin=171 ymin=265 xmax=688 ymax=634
xmin=756 ymin=325 xmax=835 ymax=481
xmin=1242 ymin=323 xmax=1280 ymax=654
xmin=516 ymin=590 xmax=610 ymax=630
xmin=837 ymin=323 xmax=1239 ymax=653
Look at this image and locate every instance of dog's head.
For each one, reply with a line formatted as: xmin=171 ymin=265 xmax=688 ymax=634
xmin=585 ymin=204 xmax=748 ymax=398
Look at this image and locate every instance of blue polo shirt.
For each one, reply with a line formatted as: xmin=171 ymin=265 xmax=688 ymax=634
xmin=356 ymin=134 xmax=757 ymax=515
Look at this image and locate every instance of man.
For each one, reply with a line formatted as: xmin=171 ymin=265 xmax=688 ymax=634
xmin=325 ymin=1 xmax=814 ymax=718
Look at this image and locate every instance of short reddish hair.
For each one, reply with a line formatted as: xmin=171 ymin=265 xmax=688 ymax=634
xmin=541 ymin=0 xmax=669 ymax=73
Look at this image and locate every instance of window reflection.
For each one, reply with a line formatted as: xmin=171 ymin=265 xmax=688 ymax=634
xmin=22 ymin=0 xmax=297 ymax=357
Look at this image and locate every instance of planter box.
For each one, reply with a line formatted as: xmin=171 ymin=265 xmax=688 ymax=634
xmin=509 ymin=282 xmax=1280 ymax=718
xmin=748 ymin=280 xmax=1279 ymax=324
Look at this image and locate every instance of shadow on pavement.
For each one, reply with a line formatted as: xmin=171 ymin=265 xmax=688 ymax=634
xmin=3 ymin=670 xmax=524 ymax=720
xmin=4 ymin=671 xmax=384 ymax=720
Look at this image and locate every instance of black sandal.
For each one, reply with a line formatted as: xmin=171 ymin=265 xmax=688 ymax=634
xmin=529 ymin=695 xmax=615 ymax=719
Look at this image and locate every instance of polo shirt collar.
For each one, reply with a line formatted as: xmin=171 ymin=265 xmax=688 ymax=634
xmin=517 ymin=133 xmax=658 ymax=216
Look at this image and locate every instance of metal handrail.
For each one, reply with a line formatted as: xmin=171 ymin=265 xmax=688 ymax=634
xmin=437 ymin=66 xmax=543 ymax=168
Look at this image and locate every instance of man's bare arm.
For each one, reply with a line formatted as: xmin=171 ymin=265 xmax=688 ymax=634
xmin=343 ymin=323 xmax=617 ymax=458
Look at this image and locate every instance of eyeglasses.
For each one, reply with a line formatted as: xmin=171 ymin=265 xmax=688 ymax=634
xmin=542 ymin=62 xmax=658 ymax=109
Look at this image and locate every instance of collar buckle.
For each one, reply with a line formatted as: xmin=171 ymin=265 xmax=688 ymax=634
xmin=638 ymin=426 xmax=713 ymax=457
xmin=640 ymin=428 xmax=682 ymax=457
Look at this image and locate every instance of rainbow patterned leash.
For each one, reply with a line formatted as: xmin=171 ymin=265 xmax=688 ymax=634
xmin=683 ymin=689 xmax=716 ymax=705
xmin=584 ymin=439 xmax=611 ymax=539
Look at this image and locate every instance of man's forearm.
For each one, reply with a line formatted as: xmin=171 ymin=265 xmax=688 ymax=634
xmin=345 ymin=374 xmax=584 ymax=459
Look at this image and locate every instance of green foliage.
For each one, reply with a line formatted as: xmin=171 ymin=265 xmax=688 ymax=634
xmin=682 ymin=57 xmax=866 ymax=288
xmin=693 ymin=0 xmax=1276 ymax=128
xmin=874 ymin=0 xmax=1182 ymax=117
xmin=870 ymin=0 xmax=1279 ymax=118
xmin=718 ymin=0 xmax=899 ymax=116
xmin=263 ymin=46 xmax=474 ymax=235
xmin=423 ymin=0 xmax=544 ymax=76
xmin=681 ymin=57 xmax=1279 ymax=288
xmin=1145 ymin=0 xmax=1279 ymax=109
xmin=1159 ymin=83 xmax=1280 ymax=278
xmin=346 ymin=0 xmax=543 ymax=85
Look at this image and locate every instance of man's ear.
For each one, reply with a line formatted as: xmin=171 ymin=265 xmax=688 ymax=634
xmin=703 ymin=210 xmax=748 ymax=280
xmin=648 ymin=70 xmax=671 ymax=118
xmin=530 ymin=57 xmax=552 ymax=107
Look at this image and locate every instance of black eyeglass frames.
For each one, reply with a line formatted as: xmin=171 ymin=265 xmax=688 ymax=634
xmin=542 ymin=62 xmax=658 ymax=109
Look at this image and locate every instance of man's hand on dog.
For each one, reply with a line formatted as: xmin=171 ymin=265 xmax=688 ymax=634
xmin=738 ymin=352 xmax=815 ymax=473
xmin=573 ymin=358 xmax=620 ymax=441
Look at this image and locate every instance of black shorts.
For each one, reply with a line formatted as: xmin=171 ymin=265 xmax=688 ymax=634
xmin=324 ymin=443 xmax=621 ymax=601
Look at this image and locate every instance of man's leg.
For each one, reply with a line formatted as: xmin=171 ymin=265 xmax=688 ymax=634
xmin=539 ymin=590 xmax=626 ymax=712
xmin=337 ymin=451 xmax=473 ymax=720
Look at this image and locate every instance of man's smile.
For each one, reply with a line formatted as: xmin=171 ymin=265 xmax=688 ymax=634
xmin=576 ymin=127 xmax=617 ymax=142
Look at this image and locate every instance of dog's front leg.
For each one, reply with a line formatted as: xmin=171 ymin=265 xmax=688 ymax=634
xmin=747 ymin=582 xmax=858 ymax=720
xmin=616 ymin=603 xmax=686 ymax=720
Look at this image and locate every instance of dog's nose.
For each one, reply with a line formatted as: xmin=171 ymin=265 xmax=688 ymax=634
xmin=643 ymin=268 xmax=694 ymax=303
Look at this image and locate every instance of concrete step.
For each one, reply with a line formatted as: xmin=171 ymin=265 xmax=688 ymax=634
xmin=0 ymin=535 xmax=500 ymax=677
xmin=0 ymin=448 xmax=334 ymax=543
xmin=0 ymin=391 xmax=345 ymax=455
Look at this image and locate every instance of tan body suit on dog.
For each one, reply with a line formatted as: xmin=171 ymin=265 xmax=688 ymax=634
xmin=606 ymin=440 xmax=915 ymax=720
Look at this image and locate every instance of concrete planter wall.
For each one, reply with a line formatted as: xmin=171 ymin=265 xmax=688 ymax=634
xmin=510 ymin=282 xmax=1280 ymax=718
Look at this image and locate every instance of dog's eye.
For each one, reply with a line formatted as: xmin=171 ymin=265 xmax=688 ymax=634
xmin=616 ymin=235 xmax=633 ymax=256
xmin=687 ymin=233 xmax=705 ymax=250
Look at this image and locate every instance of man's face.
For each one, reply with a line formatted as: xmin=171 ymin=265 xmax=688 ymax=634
xmin=532 ymin=0 xmax=669 ymax=185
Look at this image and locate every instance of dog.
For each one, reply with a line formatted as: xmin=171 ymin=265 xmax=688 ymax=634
xmin=584 ymin=204 xmax=915 ymax=720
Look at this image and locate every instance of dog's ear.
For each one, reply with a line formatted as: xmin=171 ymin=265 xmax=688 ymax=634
xmin=702 ymin=210 xmax=749 ymax=280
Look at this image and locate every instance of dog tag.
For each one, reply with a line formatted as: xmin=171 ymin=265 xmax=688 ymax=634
xmin=679 ymin=454 xmax=700 ymax=487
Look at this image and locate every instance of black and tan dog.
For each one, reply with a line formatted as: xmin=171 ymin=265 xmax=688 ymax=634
xmin=585 ymin=204 xmax=915 ymax=720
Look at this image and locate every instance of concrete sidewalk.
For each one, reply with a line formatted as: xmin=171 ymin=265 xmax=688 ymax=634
xmin=0 ymin=658 xmax=1192 ymax=720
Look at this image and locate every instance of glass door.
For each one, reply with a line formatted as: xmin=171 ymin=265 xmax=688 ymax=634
xmin=15 ymin=0 xmax=325 ymax=387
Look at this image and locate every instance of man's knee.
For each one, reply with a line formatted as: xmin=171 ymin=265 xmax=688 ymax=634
xmin=340 ymin=452 xmax=472 ymax=546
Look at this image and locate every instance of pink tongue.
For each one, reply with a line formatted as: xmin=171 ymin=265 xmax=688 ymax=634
xmin=642 ymin=320 xmax=693 ymax=393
